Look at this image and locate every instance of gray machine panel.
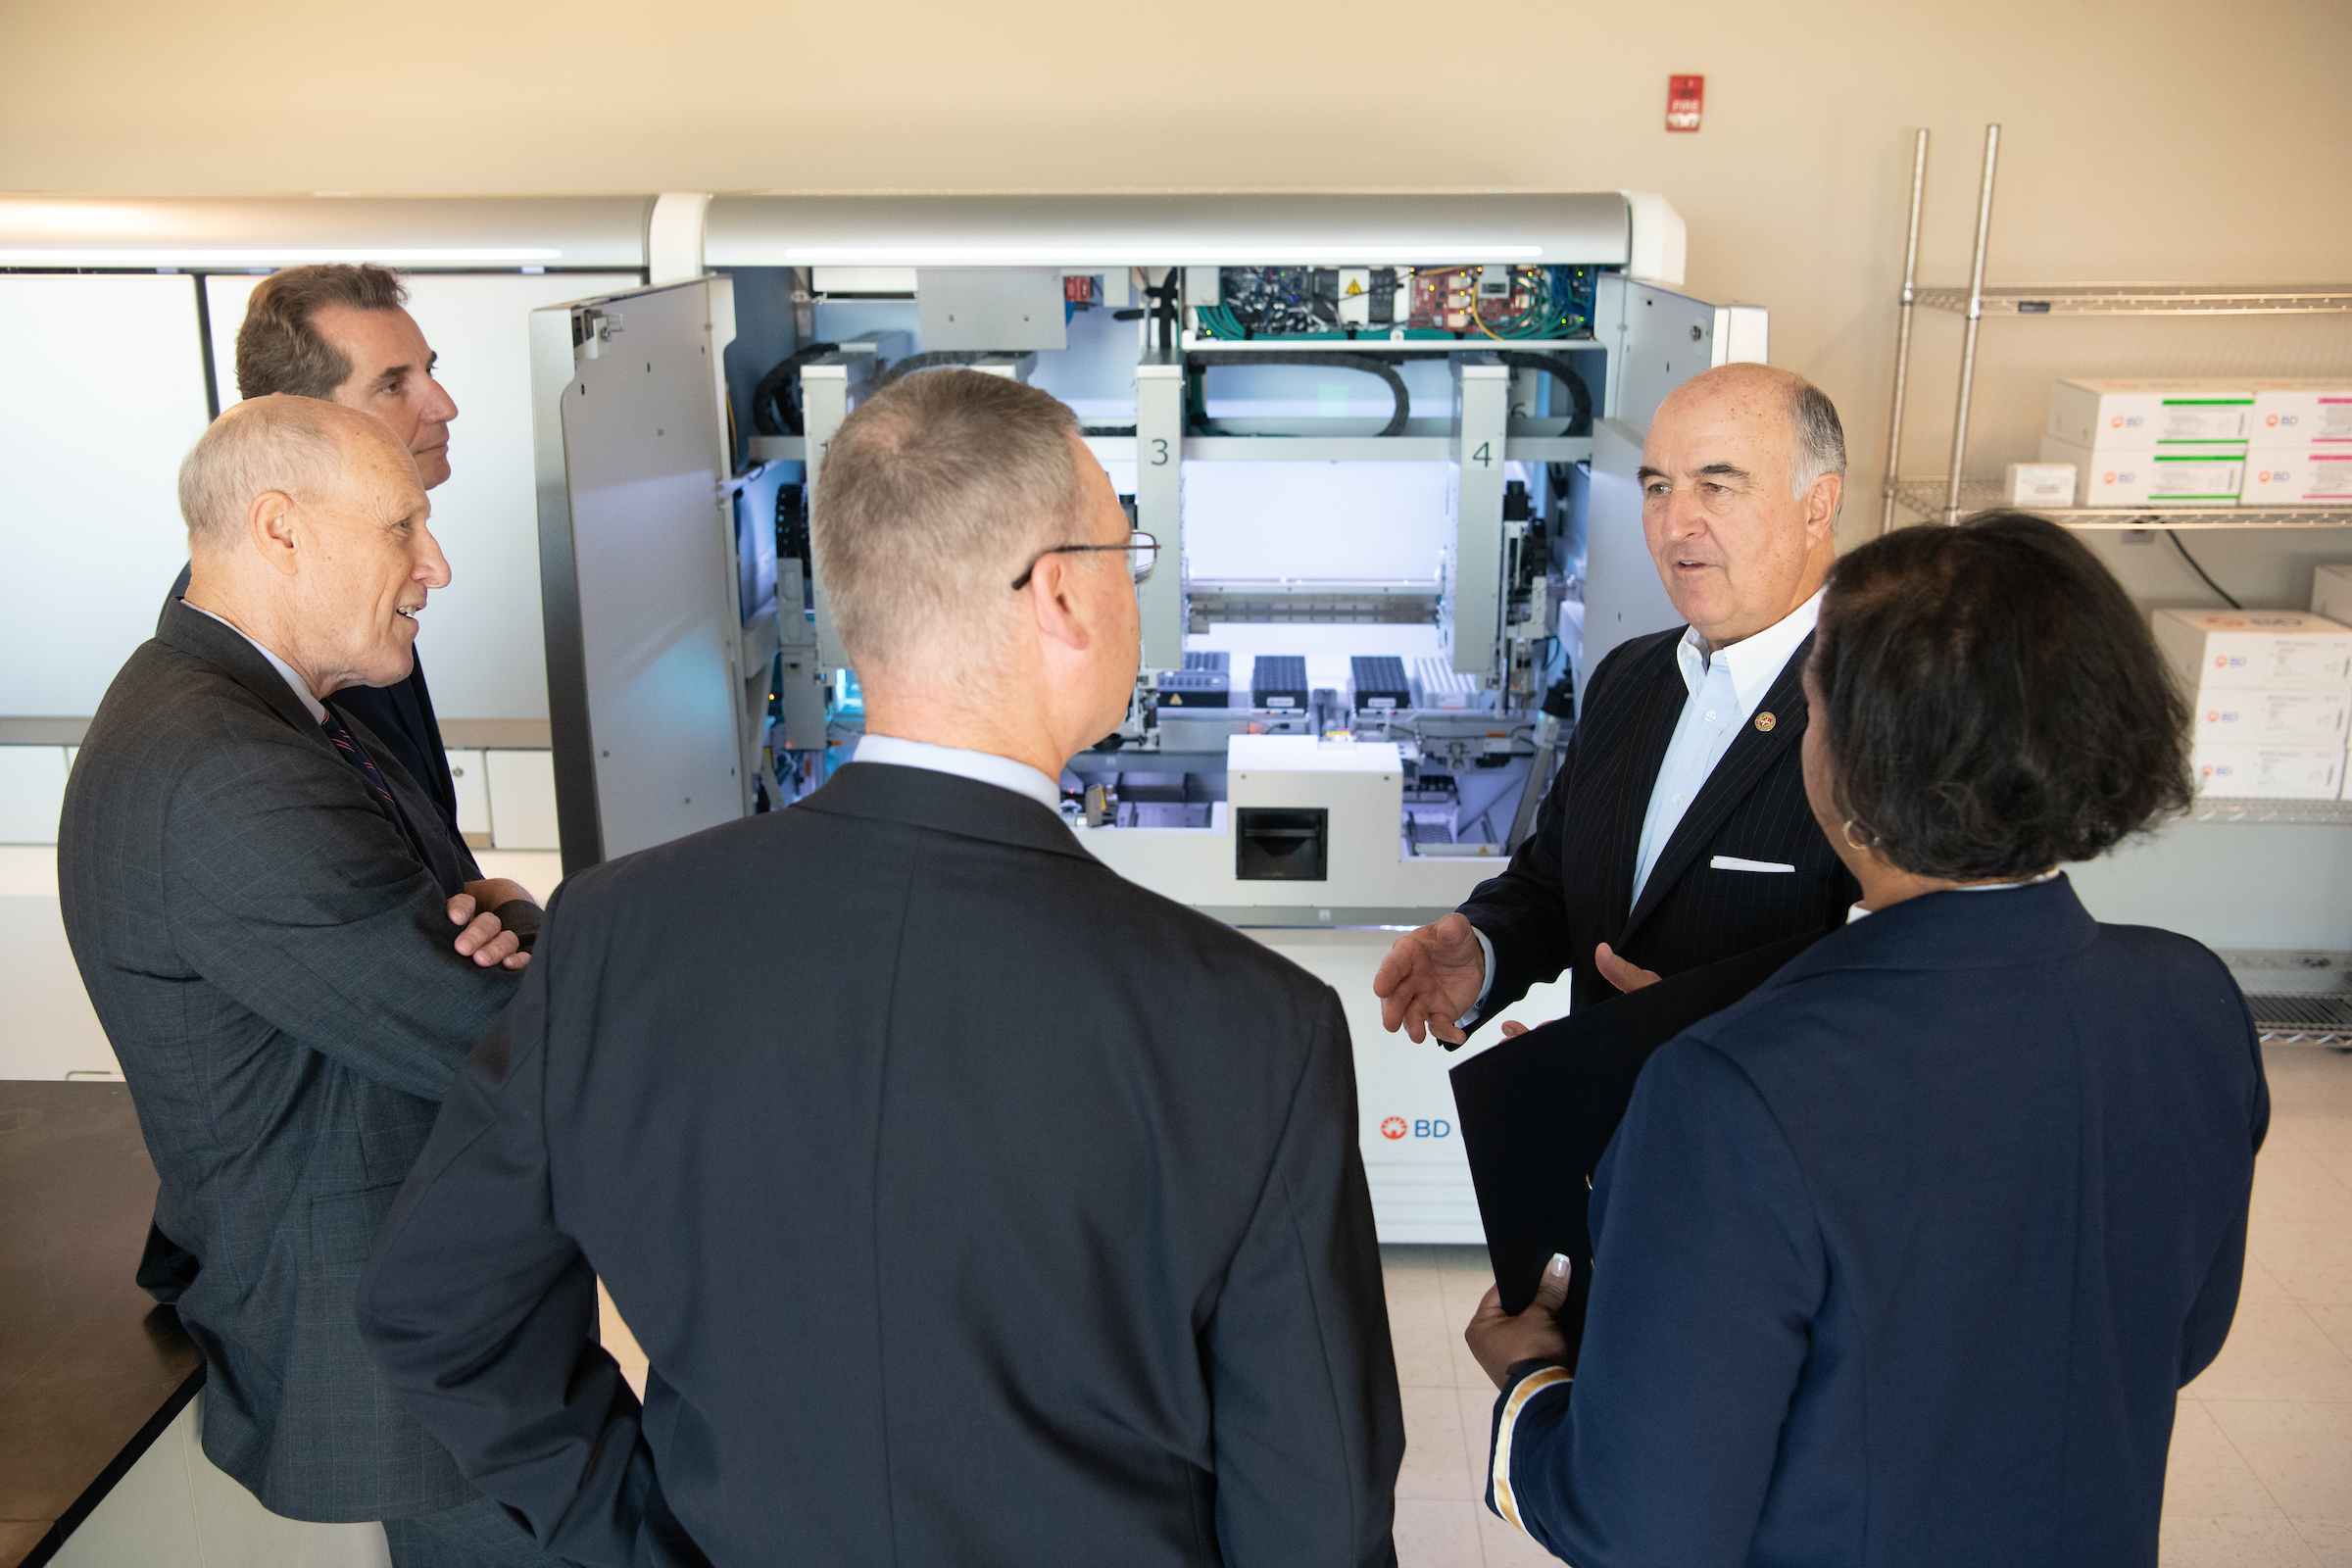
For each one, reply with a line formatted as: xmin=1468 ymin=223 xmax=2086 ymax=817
xmin=1597 ymin=272 xmax=1725 ymax=432
xmin=1580 ymin=418 xmax=1683 ymax=677
xmin=531 ymin=278 xmax=749 ymax=870
xmin=916 ymin=268 xmax=1068 ymax=352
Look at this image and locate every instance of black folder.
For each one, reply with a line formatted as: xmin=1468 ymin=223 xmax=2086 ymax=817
xmin=1448 ymin=929 xmax=1826 ymax=1352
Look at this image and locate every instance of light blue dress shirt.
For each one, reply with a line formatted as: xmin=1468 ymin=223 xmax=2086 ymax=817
xmin=852 ymin=733 xmax=1063 ymax=814
xmin=1460 ymin=590 xmax=1823 ymax=1028
xmin=1630 ymin=590 xmax=1823 ymax=905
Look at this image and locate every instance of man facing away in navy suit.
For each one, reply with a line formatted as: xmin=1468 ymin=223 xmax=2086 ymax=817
xmin=1374 ymin=363 xmax=1860 ymax=1046
xmin=359 ymin=369 xmax=1404 ymax=1568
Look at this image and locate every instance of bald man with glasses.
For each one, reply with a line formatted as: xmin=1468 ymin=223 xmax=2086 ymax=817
xmin=359 ymin=369 xmax=1402 ymax=1568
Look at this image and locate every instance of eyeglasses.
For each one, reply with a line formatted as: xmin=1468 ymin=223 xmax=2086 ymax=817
xmin=1010 ymin=529 xmax=1158 ymax=591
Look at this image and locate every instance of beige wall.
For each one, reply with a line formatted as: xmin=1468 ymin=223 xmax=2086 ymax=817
xmin=5 ymin=0 xmax=2349 ymax=545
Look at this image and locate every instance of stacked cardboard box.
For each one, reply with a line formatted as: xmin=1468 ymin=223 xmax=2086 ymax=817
xmin=2244 ymin=378 xmax=2352 ymax=506
xmin=2040 ymin=379 xmax=2250 ymax=507
xmin=2036 ymin=377 xmax=2352 ymax=508
xmin=2155 ymin=609 xmax=2352 ymax=799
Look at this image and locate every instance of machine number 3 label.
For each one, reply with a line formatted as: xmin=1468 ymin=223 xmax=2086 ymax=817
xmin=1151 ymin=437 xmax=1170 ymax=466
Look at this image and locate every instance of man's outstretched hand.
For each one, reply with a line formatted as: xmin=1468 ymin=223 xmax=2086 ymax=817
xmin=1465 ymin=1252 xmax=1574 ymax=1391
xmin=1373 ymin=912 xmax=1486 ymax=1046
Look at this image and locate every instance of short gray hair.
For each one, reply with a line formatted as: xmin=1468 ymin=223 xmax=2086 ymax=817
xmin=177 ymin=395 xmax=389 ymax=547
xmin=812 ymin=368 xmax=1089 ymax=673
xmin=1788 ymin=377 xmax=1846 ymax=499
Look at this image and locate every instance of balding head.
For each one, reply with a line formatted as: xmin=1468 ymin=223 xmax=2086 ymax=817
xmin=179 ymin=395 xmax=408 ymax=551
xmin=1638 ymin=364 xmax=1844 ymax=648
xmin=1660 ymin=364 xmax=1847 ymax=499
xmin=813 ymin=368 xmax=1144 ymax=779
xmin=176 ymin=396 xmax=450 ymax=700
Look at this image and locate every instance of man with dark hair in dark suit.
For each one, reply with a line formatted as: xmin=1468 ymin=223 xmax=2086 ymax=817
xmin=357 ymin=368 xmax=1404 ymax=1568
xmin=1374 ymin=363 xmax=1860 ymax=1046
xmin=168 ymin=262 xmax=469 ymax=842
xmin=62 ymin=395 xmax=558 ymax=1567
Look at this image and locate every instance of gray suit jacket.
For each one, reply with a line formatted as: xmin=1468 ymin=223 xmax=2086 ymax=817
xmin=58 ymin=600 xmax=524 ymax=1522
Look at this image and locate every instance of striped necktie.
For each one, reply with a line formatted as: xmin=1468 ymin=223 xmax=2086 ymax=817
xmin=319 ymin=706 xmax=397 ymax=809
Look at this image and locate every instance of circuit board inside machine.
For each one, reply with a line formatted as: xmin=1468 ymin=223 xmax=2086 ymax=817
xmin=1193 ymin=265 xmax=1596 ymax=341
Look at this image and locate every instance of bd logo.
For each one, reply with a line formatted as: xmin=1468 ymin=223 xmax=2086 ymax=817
xmin=1378 ymin=1116 xmax=1452 ymax=1140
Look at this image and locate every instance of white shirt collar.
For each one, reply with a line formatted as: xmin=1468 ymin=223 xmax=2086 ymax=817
xmin=1845 ymin=868 xmax=2061 ymax=921
xmin=1676 ymin=588 xmax=1825 ymax=711
xmin=183 ymin=600 xmax=327 ymax=723
xmin=853 ymin=733 xmax=1063 ymax=815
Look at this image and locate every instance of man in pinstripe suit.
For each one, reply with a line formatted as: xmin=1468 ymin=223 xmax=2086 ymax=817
xmin=1375 ymin=363 xmax=1860 ymax=1045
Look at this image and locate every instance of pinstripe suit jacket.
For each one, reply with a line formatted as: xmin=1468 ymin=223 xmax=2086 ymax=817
xmin=57 ymin=601 xmax=522 ymax=1522
xmin=1459 ymin=626 xmax=1857 ymax=1023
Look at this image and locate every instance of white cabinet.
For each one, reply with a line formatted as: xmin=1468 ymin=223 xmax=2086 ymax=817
xmin=484 ymin=749 xmax=560 ymax=850
xmin=443 ymin=748 xmax=492 ymax=843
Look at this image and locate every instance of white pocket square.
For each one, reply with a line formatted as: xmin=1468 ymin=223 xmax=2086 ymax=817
xmin=1710 ymin=856 xmax=1795 ymax=873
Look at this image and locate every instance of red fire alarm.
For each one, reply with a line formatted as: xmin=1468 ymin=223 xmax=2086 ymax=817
xmin=1667 ymin=74 xmax=1704 ymax=132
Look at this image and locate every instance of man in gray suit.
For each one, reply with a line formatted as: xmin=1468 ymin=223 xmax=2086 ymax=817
xmin=60 ymin=395 xmax=559 ymax=1566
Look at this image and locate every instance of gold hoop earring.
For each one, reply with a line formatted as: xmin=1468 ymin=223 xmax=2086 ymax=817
xmin=1842 ymin=818 xmax=1875 ymax=852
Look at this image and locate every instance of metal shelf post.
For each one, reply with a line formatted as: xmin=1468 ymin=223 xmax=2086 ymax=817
xmin=1943 ymin=124 xmax=2000 ymax=525
xmin=1880 ymin=128 xmax=1928 ymax=536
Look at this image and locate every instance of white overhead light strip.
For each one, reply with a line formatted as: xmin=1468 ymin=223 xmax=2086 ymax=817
xmin=779 ymin=244 xmax=1547 ymax=264
xmin=0 ymin=247 xmax=564 ymax=265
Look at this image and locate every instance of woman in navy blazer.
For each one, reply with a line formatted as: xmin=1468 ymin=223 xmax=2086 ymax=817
xmin=1465 ymin=511 xmax=2269 ymax=1567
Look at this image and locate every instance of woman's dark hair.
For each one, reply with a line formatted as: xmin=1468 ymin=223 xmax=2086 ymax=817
xmin=1812 ymin=510 xmax=2191 ymax=880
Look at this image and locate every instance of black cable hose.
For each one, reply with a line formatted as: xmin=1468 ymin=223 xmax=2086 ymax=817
xmin=1184 ymin=351 xmax=1413 ymax=438
xmin=2169 ymin=531 xmax=2242 ymax=610
xmin=1492 ymin=351 xmax=1595 ymax=437
xmin=749 ymin=342 xmax=840 ymax=436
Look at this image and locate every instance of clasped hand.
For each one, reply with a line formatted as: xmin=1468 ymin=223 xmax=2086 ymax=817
xmin=447 ymin=877 xmax=535 ymax=970
xmin=1465 ymin=1252 xmax=1575 ymax=1391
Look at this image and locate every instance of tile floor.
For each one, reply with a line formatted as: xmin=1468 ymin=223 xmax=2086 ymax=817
xmin=600 ymin=1044 xmax=2352 ymax=1566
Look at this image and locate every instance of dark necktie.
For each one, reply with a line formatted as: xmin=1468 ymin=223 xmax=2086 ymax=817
xmin=319 ymin=706 xmax=397 ymax=809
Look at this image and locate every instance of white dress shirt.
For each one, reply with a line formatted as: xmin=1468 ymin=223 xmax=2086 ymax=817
xmin=852 ymin=733 xmax=1063 ymax=814
xmin=1845 ymin=868 xmax=2060 ymax=922
xmin=1632 ymin=589 xmax=1823 ymax=904
xmin=1459 ymin=590 xmax=1823 ymax=1027
xmin=184 ymin=601 xmax=327 ymax=722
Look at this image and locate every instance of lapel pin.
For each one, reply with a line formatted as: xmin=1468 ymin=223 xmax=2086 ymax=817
xmin=1754 ymin=711 xmax=1776 ymax=732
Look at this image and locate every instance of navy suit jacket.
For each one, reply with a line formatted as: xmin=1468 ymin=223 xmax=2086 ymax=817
xmin=1486 ymin=875 xmax=2266 ymax=1568
xmin=359 ymin=762 xmax=1403 ymax=1568
xmin=1458 ymin=626 xmax=1857 ymax=1020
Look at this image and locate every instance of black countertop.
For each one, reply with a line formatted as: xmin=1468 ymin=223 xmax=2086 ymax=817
xmin=0 ymin=1082 xmax=204 ymax=1568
